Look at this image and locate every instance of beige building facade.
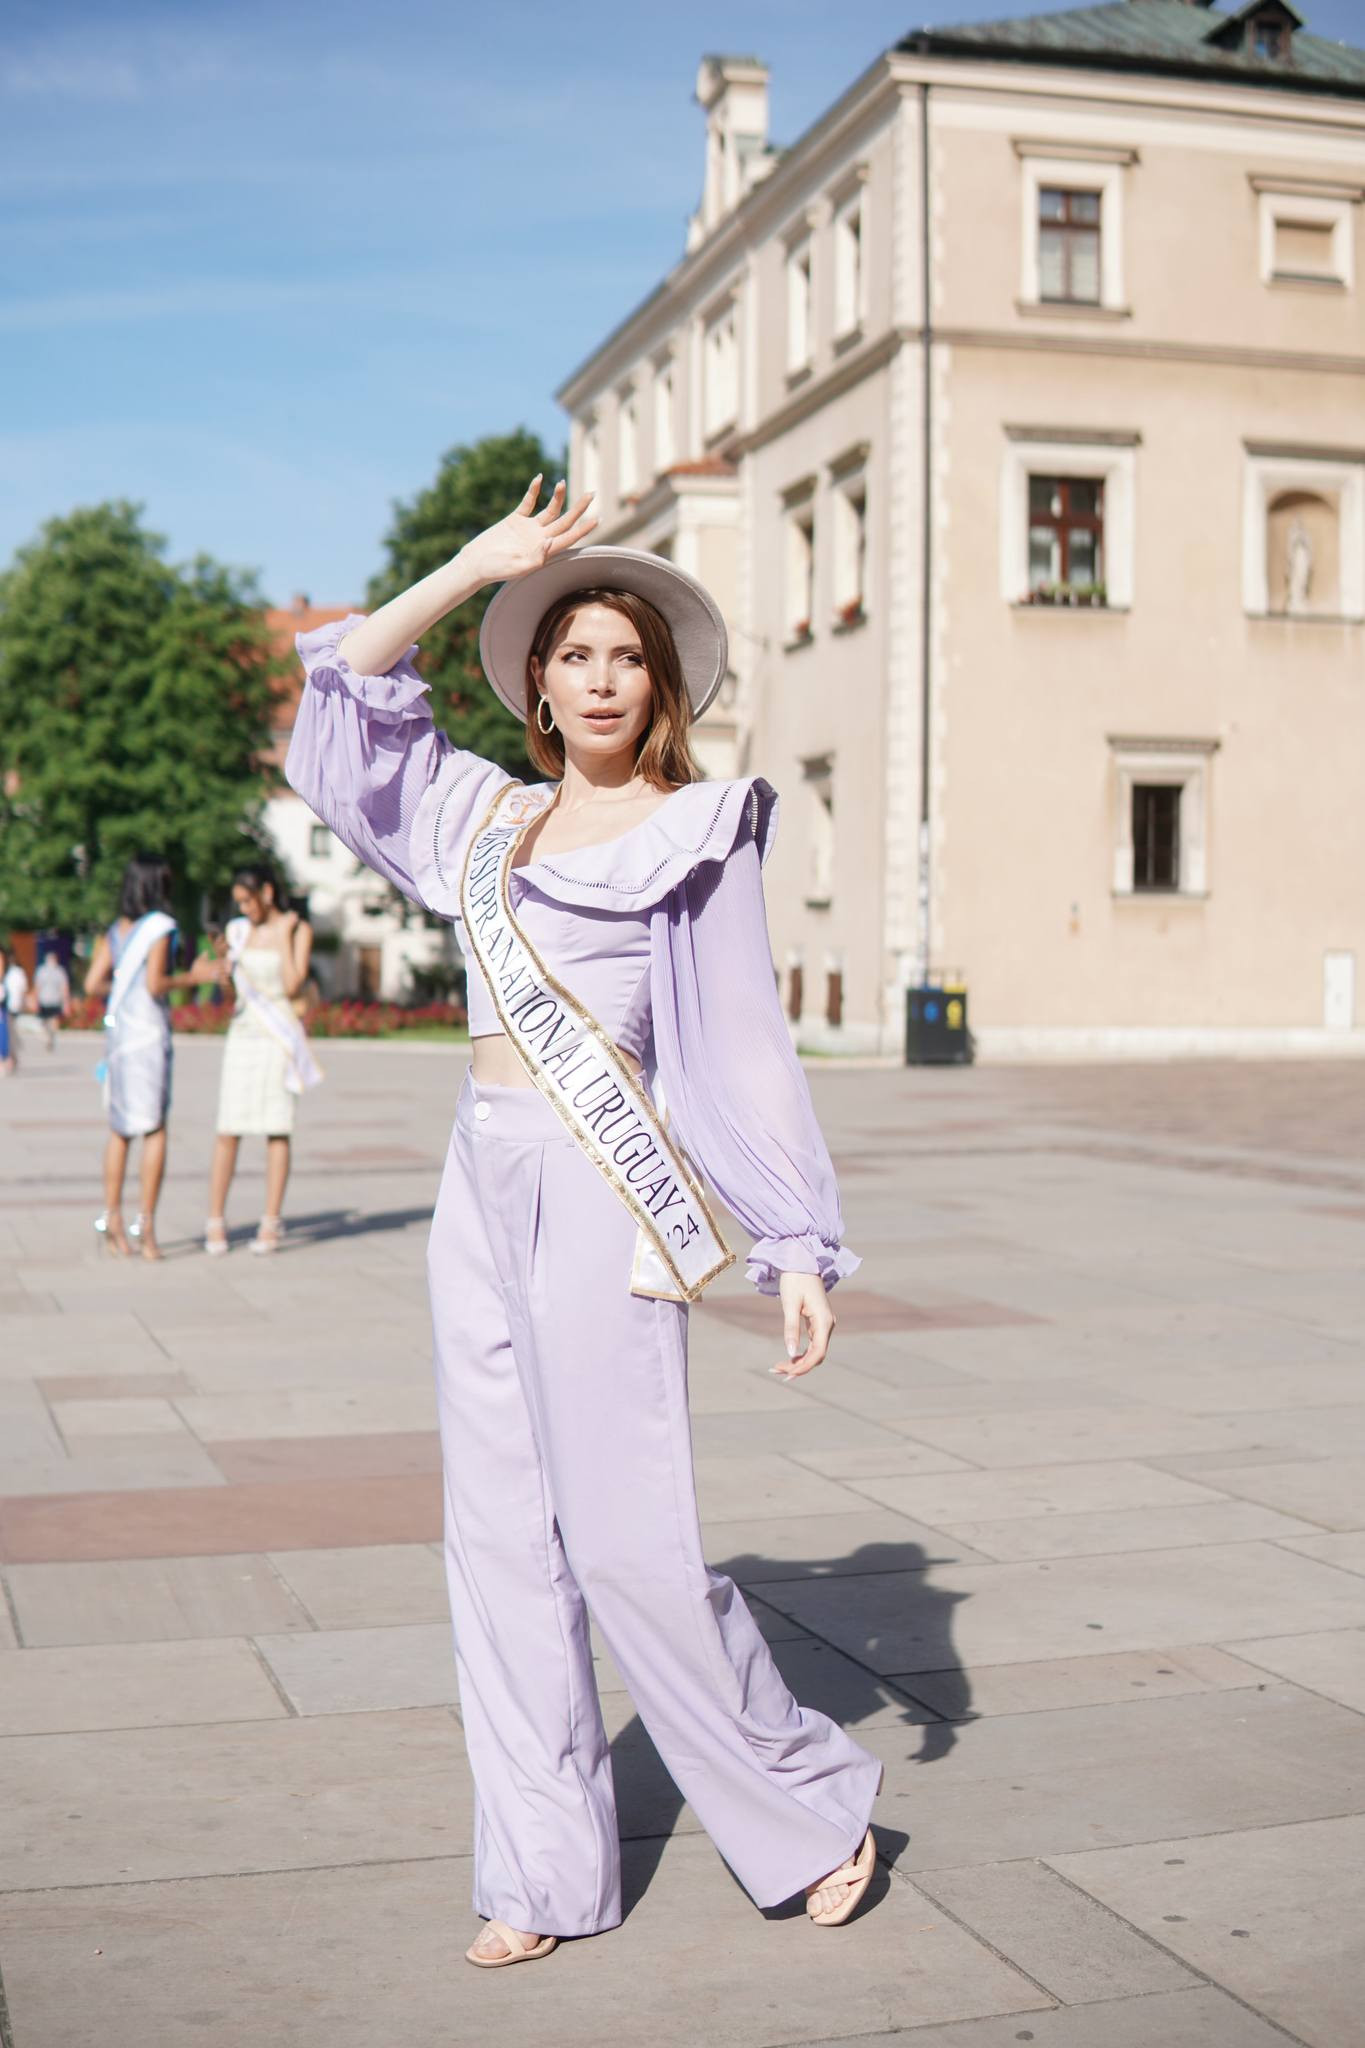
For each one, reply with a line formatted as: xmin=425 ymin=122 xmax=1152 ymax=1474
xmin=557 ymin=3 xmax=1365 ymax=1057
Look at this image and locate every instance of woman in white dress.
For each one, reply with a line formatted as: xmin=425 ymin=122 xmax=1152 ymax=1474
xmin=205 ymin=863 xmax=317 ymax=1255
xmin=84 ymin=855 xmax=215 ymax=1259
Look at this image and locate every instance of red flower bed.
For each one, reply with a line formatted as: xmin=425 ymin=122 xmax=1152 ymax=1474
xmin=62 ymin=995 xmax=465 ymax=1039
xmin=307 ymin=999 xmax=466 ymax=1038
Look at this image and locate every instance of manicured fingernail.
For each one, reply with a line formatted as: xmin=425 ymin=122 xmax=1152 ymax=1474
xmin=787 ymin=1342 xmax=798 ymax=1359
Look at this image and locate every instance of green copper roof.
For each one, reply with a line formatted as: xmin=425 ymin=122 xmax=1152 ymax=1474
xmin=898 ymin=0 xmax=1365 ymax=96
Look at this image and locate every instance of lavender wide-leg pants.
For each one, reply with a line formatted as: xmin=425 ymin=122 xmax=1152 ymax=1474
xmin=426 ymin=1074 xmax=881 ymax=1937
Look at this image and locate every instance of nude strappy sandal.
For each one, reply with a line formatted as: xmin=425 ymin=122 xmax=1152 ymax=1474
xmin=465 ymin=1920 xmax=558 ymax=1970
xmin=806 ymin=1826 xmax=877 ymax=1927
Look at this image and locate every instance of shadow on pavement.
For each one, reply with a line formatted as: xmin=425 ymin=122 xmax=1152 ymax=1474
xmin=615 ymin=1536 xmax=969 ymax=1917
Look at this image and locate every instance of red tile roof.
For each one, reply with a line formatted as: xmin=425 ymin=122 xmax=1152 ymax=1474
xmin=264 ymin=596 xmax=355 ymax=767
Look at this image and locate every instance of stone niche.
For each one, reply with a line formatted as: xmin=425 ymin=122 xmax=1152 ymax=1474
xmin=1265 ymin=487 xmax=1340 ymax=616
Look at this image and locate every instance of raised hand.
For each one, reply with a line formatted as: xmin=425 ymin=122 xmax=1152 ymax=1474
xmin=459 ymin=477 xmax=598 ymax=590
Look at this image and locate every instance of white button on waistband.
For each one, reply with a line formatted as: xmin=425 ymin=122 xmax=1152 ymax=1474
xmin=474 ymin=1101 xmax=491 ymax=1122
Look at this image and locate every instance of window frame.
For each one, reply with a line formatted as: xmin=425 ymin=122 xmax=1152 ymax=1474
xmin=652 ymin=354 xmax=675 ymax=477
xmin=1000 ymin=435 xmax=1136 ymax=609
xmin=701 ymin=296 xmax=739 ymax=442
xmin=785 ymin=235 xmax=814 ymax=378
xmin=1109 ymin=738 xmax=1217 ymax=898
xmin=1254 ymin=184 xmax=1355 ymax=290
xmin=784 ymin=493 xmax=817 ymax=647
xmin=617 ymin=382 xmax=638 ymax=499
xmin=830 ymin=468 xmax=869 ymax=626
xmin=1016 ymin=148 xmax=1130 ymax=314
xmin=1037 ymin=185 xmax=1102 ymax=305
xmin=832 ymin=192 xmax=866 ymax=341
xmin=1131 ymin=783 xmax=1182 ymax=893
xmin=1027 ymin=474 xmax=1106 ymax=598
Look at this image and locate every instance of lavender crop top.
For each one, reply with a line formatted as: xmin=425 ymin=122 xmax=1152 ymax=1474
xmin=287 ymin=615 xmax=859 ymax=1296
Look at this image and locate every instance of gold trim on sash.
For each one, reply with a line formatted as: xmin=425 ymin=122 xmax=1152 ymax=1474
xmin=460 ymin=781 xmax=734 ymax=1304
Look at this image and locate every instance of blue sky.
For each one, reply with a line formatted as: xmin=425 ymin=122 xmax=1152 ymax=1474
xmin=4 ymin=0 xmax=1362 ymax=606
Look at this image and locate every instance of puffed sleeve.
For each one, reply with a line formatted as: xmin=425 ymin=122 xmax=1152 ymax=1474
xmin=649 ymin=800 xmax=861 ymax=1297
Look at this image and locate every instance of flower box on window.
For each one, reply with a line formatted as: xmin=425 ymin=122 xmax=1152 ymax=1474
xmin=834 ymin=598 xmax=866 ymax=631
xmin=787 ymin=618 xmax=814 ymax=647
xmin=1024 ymin=581 xmax=1108 ymax=609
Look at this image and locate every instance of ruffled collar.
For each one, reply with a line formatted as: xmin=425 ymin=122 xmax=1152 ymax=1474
xmin=509 ymin=776 xmax=778 ymax=911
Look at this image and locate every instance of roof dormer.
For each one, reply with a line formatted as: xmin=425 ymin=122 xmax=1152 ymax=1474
xmin=1205 ymin=0 xmax=1304 ymax=60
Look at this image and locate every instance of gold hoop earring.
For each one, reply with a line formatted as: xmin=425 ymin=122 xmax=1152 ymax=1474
xmin=535 ymin=696 xmax=555 ymax=736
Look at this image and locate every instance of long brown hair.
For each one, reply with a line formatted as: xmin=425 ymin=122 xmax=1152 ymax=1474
xmin=524 ymin=588 xmax=703 ymax=791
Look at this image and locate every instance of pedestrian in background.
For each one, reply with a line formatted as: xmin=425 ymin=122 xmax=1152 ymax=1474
xmin=0 ymin=943 xmax=14 ymax=1078
xmin=3 ymin=947 xmax=29 ymax=1069
xmin=203 ymin=863 xmax=320 ymax=1257
xmin=34 ymin=951 xmax=71 ymax=1051
xmin=83 ymin=854 xmax=214 ymax=1260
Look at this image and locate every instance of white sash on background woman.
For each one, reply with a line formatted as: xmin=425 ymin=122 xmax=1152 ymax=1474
xmin=225 ymin=918 xmax=323 ymax=1096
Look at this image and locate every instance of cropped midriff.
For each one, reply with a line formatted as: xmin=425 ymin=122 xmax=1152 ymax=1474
xmin=470 ymin=1032 xmax=643 ymax=1088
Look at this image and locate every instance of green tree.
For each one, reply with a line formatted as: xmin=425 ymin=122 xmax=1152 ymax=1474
xmin=366 ymin=427 xmax=563 ymax=779
xmin=0 ymin=502 xmax=281 ymax=937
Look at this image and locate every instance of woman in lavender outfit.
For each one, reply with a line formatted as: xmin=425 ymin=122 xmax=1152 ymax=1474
xmin=287 ymin=480 xmax=881 ymax=1970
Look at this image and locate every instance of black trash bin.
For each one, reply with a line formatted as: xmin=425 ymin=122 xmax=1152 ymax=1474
xmin=905 ymin=982 xmax=972 ymax=1065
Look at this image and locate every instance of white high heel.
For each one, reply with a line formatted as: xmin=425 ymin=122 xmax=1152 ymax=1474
xmin=204 ymin=1217 xmax=229 ymax=1257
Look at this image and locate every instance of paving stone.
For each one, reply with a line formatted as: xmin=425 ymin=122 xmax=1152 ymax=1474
xmin=794 ymin=1986 xmax=1301 ymax=2047
xmin=5 ymin=1554 xmax=313 ymax=1646
xmin=175 ymin=1385 xmax=439 ymax=1441
xmin=0 ymin=1833 xmax=1051 ymax=2048
xmin=1222 ymin=1628 xmax=1365 ymax=1713
xmin=761 ymin=1541 xmax=1365 ymax=1671
xmin=0 ymin=1706 xmax=468 ymax=1889
xmin=0 ymin=1435 xmax=229 ymax=1497
xmin=38 ymin=1372 xmax=197 ymax=1401
xmin=856 ymin=1684 xmax=1365 ymax=1872
xmin=0 ymin=1472 xmax=442 ymax=1563
xmin=688 ymin=1408 xmax=914 ymax=1459
xmin=207 ymin=1431 xmax=442 ymax=1484
xmin=915 ymin=1858 xmax=1195 ymax=2002
xmin=267 ymin=1543 xmax=450 ymax=1628
xmin=0 ymin=1311 xmax=166 ymax=1377
xmin=1052 ymin=1812 xmax=1365 ymax=2048
xmin=1183 ymin=1456 xmax=1365 ymax=1531
xmin=1278 ymin=1530 xmax=1365 ymax=1577
xmin=705 ymin=1508 xmax=983 ymax=1582
xmin=0 ymin=1637 xmax=288 ymax=1734
xmin=940 ymin=1500 xmax=1318 ymax=1561
xmin=847 ymin=1461 xmax=1232 ymax=1526
xmin=254 ymin=1621 xmax=456 ymax=1714
xmin=869 ymin=1406 xmax=1275 ymax=1469
xmin=788 ymin=1442 xmax=974 ymax=1479
xmin=691 ymin=1453 xmax=887 ymax=1522
xmin=901 ymin=1645 xmax=1265 ymax=1720
xmin=53 ymin=1396 xmax=192 ymax=1438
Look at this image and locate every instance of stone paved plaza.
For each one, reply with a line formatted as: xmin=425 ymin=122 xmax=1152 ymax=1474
xmin=1 ymin=1030 xmax=1363 ymax=2048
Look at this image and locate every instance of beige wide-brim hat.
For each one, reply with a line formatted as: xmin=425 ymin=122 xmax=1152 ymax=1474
xmin=478 ymin=545 xmax=729 ymax=723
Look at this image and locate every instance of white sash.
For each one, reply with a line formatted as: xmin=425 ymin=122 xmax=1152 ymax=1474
xmin=460 ymin=783 xmax=733 ymax=1304
xmin=105 ymin=912 xmax=176 ymax=1036
xmin=226 ymin=919 xmax=323 ymax=1096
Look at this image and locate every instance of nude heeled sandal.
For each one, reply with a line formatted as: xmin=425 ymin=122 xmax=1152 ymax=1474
xmin=806 ymin=1826 xmax=877 ymax=1927
xmin=465 ymin=1921 xmax=558 ymax=1970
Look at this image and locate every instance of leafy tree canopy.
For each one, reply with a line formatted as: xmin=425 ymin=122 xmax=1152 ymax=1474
xmin=366 ymin=427 xmax=564 ymax=779
xmin=0 ymin=501 xmax=281 ymax=936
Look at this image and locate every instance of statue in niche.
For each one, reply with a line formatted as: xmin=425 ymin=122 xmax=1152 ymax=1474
xmin=1286 ymin=517 xmax=1313 ymax=614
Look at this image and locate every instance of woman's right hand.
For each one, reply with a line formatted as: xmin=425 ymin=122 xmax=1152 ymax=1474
xmin=457 ymin=478 xmax=597 ymax=591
